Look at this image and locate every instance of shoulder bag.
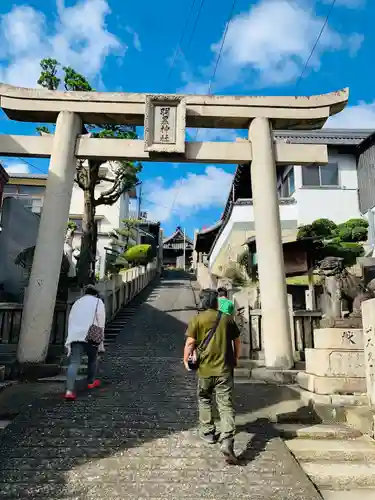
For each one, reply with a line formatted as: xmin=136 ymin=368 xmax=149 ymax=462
xmin=85 ymin=299 xmax=105 ymax=346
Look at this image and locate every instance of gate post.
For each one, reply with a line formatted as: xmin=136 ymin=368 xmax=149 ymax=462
xmin=249 ymin=117 xmax=293 ymax=369
xmin=17 ymin=111 xmax=82 ymax=363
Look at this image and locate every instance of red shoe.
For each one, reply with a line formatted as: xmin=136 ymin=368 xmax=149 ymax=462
xmin=64 ymin=392 xmax=76 ymax=401
xmin=87 ymin=379 xmax=101 ymax=389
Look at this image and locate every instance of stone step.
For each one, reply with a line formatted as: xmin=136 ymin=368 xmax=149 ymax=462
xmin=285 ymin=437 xmax=375 ymax=462
xmin=276 ymin=423 xmax=362 ymax=440
xmin=233 ymin=367 xmax=251 ymax=378
xmin=302 ymin=462 xmax=375 ymax=490
xmin=320 ymin=490 xmax=375 ymax=500
xmin=251 ymin=367 xmax=299 ymax=384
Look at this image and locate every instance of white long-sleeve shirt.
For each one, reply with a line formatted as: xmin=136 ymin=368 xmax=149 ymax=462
xmin=65 ymin=295 xmax=106 ymax=347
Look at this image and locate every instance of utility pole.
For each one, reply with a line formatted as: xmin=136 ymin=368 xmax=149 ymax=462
xmin=137 ymin=182 xmax=143 ymax=219
xmin=183 ymin=227 xmax=186 ymax=271
xmin=136 ymin=181 xmax=142 ymax=245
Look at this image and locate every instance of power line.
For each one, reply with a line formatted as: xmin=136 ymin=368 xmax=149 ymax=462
xmin=185 ymin=0 xmax=207 ymax=53
xmin=295 ymin=0 xmax=337 ymax=89
xmin=167 ymin=0 xmax=199 ymax=83
xmin=194 ymin=0 xmax=238 ymax=141
xmin=207 ymin=0 xmax=237 ymax=96
xmin=16 ymin=157 xmax=47 ymax=175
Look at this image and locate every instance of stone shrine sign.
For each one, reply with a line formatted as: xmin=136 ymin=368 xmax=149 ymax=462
xmin=144 ymin=95 xmax=186 ymax=153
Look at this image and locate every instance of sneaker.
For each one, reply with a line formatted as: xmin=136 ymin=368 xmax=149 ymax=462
xmin=200 ymin=432 xmax=217 ymax=445
xmin=220 ymin=438 xmax=238 ymax=464
xmin=64 ymin=391 xmax=76 ymax=401
xmin=87 ymin=379 xmax=101 ymax=389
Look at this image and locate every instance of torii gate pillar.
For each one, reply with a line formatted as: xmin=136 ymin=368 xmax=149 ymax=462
xmin=250 ymin=117 xmax=293 ymax=369
xmin=17 ymin=111 xmax=82 ymax=363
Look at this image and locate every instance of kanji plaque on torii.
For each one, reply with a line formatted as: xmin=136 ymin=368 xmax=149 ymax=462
xmin=144 ymin=94 xmax=186 ymax=154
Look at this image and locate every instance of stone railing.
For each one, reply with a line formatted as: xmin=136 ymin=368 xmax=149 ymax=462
xmin=95 ymin=265 xmax=157 ymax=321
xmin=247 ymin=308 xmax=321 ymax=362
xmin=0 ymin=302 xmax=67 ymax=376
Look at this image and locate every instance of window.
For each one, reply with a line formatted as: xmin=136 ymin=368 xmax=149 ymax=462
xmin=280 ymin=168 xmax=295 ymax=197
xmin=288 ymin=168 xmax=295 ymax=194
xmin=3 ymin=185 xmax=18 ymax=196
xmin=302 ymin=163 xmax=339 ymax=187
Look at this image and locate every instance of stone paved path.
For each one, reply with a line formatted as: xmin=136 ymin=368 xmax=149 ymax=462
xmin=0 ymin=272 xmax=322 ymax=499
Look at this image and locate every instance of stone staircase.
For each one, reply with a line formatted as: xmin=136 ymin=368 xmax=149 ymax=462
xmin=58 ymin=283 xmax=161 ymax=377
xmin=278 ymin=422 xmax=375 ymax=499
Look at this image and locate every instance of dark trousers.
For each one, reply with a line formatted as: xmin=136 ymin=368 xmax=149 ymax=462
xmin=66 ymin=341 xmax=98 ymax=392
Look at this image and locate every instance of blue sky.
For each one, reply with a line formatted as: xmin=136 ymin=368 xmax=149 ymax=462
xmin=0 ymin=0 xmax=374 ymax=238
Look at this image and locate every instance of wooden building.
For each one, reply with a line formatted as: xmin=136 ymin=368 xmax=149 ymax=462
xmin=163 ymin=226 xmax=194 ymax=268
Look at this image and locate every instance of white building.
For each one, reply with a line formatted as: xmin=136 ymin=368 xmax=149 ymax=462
xmin=196 ymin=129 xmax=372 ymax=278
xmin=3 ymin=164 xmax=137 ymax=277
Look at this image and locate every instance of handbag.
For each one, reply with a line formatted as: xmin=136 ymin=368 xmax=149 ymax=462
xmin=188 ymin=312 xmax=222 ymax=371
xmin=85 ymin=299 xmax=104 ymax=346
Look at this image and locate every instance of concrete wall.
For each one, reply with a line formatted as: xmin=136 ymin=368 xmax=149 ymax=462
xmin=209 ymin=202 xmax=298 ymax=277
xmin=196 ymin=263 xmax=217 ymax=290
xmin=7 ymin=173 xmax=132 ymax=279
xmin=209 ymin=150 xmax=361 ymax=277
xmin=0 ymin=197 xmax=40 ymax=300
xmin=292 ymin=151 xmax=360 ymax=224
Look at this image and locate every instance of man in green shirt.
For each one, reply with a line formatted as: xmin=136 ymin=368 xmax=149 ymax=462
xmin=183 ymin=290 xmax=240 ymax=463
xmin=217 ymin=287 xmax=234 ymax=316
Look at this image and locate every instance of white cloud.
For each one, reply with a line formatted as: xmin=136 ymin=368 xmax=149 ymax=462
xmin=184 ymin=0 xmax=363 ymax=90
xmin=143 ymin=166 xmax=233 ymax=222
xmin=125 ymin=26 xmax=142 ymax=52
xmin=0 ymin=0 xmax=123 ymax=88
xmin=180 ymin=81 xmax=210 ymax=95
xmin=4 ymin=162 xmax=30 ymax=174
xmin=326 ymin=101 xmax=375 ymax=129
xmin=187 ymin=128 xmax=238 ymax=142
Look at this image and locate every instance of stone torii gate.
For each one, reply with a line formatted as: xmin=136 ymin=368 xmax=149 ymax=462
xmin=0 ymin=84 xmax=348 ymax=369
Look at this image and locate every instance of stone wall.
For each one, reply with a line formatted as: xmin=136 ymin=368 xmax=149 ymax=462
xmin=0 ymin=198 xmax=40 ymax=301
xmin=196 ymin=262 xmax=217 ymax=290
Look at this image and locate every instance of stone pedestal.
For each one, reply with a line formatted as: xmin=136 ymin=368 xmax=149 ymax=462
xmin=297 ymin=328 xmax=366 ymax=396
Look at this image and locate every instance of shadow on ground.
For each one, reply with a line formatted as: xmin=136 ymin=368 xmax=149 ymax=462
xmin=0 ymin=271 xmax=320 ymax=499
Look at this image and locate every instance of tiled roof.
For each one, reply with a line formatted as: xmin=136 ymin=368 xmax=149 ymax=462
xmin=273 ymin=128 xmax=372 ymax=145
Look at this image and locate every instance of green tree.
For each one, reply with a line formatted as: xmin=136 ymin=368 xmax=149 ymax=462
xmin=110 ymin=218 xmax=142 ymax=254
xmin=106 ymin=218 xmax=142 ymax=273
xmin=124 ymin=244 xmax=153 ymax=265
xmin=37 ymin=58 xmax=142 ymax=286
xmin=297 ymin=217 xmax=368 ymax=267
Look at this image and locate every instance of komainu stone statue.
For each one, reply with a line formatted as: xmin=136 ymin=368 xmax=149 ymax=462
xmin=317 ymin=256 xmax=375 ymax=328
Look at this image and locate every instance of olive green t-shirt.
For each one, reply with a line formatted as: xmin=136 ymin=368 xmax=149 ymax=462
xmin=218 ymin=297 xmax=234 ymax=316
xmin=186 ymin=309 xmax=240 ymax=377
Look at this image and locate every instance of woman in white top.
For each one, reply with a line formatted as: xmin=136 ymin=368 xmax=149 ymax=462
xmin=64 ymin=285 xmax=106 ymax=400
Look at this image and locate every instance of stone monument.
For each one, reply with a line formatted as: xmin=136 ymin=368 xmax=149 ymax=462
xmin=297 ymin=256 xmax=373 ymax=400
xmin=317 ymin=256 xmax=375 ymax=328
